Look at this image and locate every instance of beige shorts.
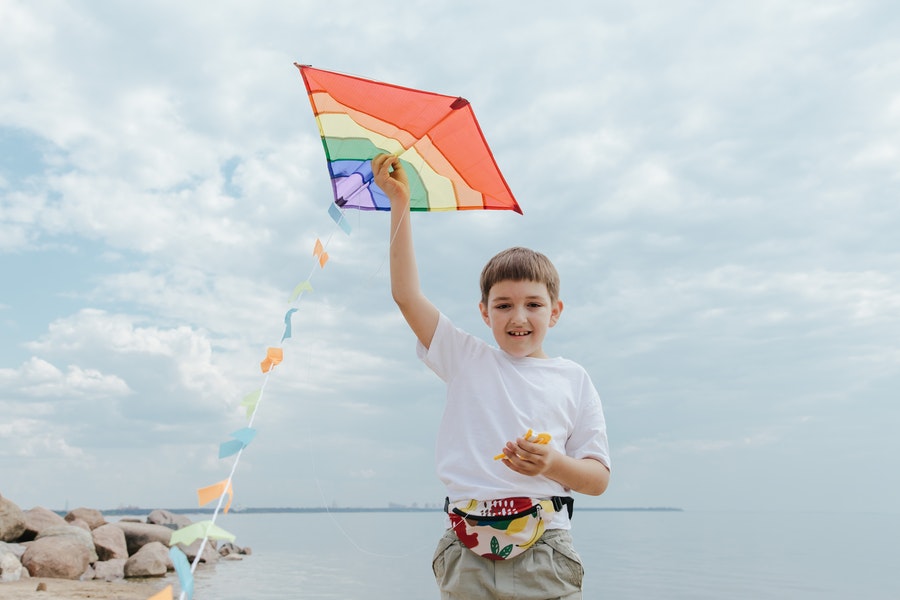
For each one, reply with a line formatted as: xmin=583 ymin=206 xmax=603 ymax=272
xmin=432 ymin=527 xmax=584 ymax=600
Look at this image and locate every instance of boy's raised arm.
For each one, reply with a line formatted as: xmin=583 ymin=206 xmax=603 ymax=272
xmin=373 ymin=154 xmax=440 ymax=349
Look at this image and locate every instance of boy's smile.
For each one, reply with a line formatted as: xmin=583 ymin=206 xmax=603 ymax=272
xmin=479 ymin=279 xmax=563 ymax=359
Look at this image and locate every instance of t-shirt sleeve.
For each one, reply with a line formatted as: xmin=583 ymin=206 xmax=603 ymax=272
xmin=416 ymin=312 xmax=472 ymax=383
xmin=416 ymin=313 xmax=487 ymax=383
xmin=567 ymin=370 xmax=611 ymax=470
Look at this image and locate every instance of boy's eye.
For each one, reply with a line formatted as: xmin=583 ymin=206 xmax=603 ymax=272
xmin=494 ymin=303 xmax=511 ymax=310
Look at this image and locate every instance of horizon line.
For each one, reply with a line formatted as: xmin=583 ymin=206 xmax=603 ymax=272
xmin=59 ymin=505 xmax=685 ymax=515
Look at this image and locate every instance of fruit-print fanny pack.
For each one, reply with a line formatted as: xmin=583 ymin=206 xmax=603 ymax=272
xmin=444 ymin=496 xmax=574 ymax=561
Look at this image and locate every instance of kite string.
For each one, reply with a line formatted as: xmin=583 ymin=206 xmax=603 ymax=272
xmin=180 ymin=212 xmax=342 ymax=600
xmin=176 ymin=226 xmax=323 ymax=599
xmin=175 ymin=369 xmax=274 ymax=600
xmin=302 ymin=206 xmax=442 ymax=558
xmin=179 ymin=205 xmax=427 ymax=600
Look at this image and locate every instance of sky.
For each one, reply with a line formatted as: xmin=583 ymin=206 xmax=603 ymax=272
xmin=1 ymin=0 xmax=898 ymax=515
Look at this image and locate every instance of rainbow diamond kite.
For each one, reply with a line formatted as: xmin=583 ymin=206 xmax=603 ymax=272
xmin=296 ymin=64 xmax=522 ymax=214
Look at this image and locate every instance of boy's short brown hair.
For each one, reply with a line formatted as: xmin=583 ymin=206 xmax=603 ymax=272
xmin=480 ymin=247 xmax=560 ymax=305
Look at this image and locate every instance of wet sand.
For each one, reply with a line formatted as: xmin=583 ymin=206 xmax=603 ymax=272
xmin=0 ymin=577 xmax=172 ymax=600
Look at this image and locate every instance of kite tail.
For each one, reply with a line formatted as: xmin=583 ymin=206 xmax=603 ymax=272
xmin=169 ymin=203 xmax=350 ymax=600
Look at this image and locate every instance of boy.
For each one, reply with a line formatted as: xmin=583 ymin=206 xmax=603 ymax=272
xmin=373 ymin=154 xmax=610 ymax=600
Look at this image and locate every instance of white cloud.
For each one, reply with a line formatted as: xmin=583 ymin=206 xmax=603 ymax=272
xmin=25 ymin=309 xmax=235 ymax=411
xmin=850 ymin=140 xmax=900 ymax=170
xmin=0 ymin=356 xmax=130 ymax=398
xmin=1 ymin=0 xmax=899 ymax=514
xmin=0 ymin=417 xmax=88 ymax=461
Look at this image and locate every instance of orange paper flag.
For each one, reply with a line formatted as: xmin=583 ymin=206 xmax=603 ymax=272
xmin=197 ymin=479 xmax=234 ymax=514
xmin=260 ymin=346 xmax=284 ymax=373
xmin=146 ymin=585 xmax=173 ymax=600
xmin=313 ymin=238 xmax=329 ymax=267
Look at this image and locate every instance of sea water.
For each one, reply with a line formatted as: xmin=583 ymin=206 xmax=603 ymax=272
xmin=156 ymin=510 xmax=898 ymax=599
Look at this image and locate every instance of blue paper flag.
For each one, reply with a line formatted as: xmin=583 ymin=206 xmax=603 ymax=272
xmin=218 ymin=439 xmax=243 ymax=459
xmin=231 ymin=427 xmax=257 ymax=445
xmin=329 ymin=202 xmax=352 ymax=235
xmin=170 ymin=546 xmax=194 ymax=600
xmin=218 ymin=427 xmax=257 ymax=458
xmin=281 ymin=308 xmax=299 ymax=342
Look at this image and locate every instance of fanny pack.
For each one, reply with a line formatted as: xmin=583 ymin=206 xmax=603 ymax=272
xmin=444 ymin=496 xmax=574 ymax=561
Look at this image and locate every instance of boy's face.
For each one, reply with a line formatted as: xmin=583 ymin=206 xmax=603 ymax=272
xmin=479 ymin=279 xmax=563 ymax=359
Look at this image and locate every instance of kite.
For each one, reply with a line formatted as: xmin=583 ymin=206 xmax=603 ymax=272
xmin=296 ymin=64 xmax=522 ymax=214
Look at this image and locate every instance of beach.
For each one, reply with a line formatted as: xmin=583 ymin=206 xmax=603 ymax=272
xmin=2 ymin=510 xmax=896 ymax=599
xmin=0 ymin=577 xmax=170 ymax=600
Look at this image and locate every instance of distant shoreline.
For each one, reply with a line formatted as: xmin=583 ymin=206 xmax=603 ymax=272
xmin=69 ymin=506 xmax=684 ymax=516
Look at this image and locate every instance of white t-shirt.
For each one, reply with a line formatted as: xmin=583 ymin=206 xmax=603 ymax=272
xmin=417 ymin=313 xmax=610 ymax=529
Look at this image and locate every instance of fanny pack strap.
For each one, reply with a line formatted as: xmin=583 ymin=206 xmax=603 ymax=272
xmin=552 ymin=495 xmax=575 ymax=519
xmin=444 ymin=496 xmax=575 ymax=520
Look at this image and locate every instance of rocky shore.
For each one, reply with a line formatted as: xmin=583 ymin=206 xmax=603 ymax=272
xmin=0 ymin=491 xmax=249 ymax=597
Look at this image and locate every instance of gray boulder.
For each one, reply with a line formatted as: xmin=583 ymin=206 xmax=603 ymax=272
xmin=21 ymin=536 xmax=91 ymax=579
xmin=92 ymin=558 xmax=127 ymax=581
xmin=0 ymin=545 xmax=28 ymax=582
xmin=0 ymin=540 xmax=25 ymax=559
xmin=64 ymin=507 xmax=106 ymax=530
xmin=176 ymin=537 xmax=219 ymax=564
xmin=147 ymin=509 xmax=192 ymax=530
xmin=124 ymin=541 xmax=168 ymax=578
xmin=66 ymin=517 xmax=91 ymax=532
xmin=21 ymin=506 xmax=68 ymax=541
xmin=113 ymin=521 xmax=173 ymax=555
xmin=92 ymin=523 xmax=129 ymax=560
xmin=219 ymin=541 xmax=252 ymax=557
xmin=0 ymin=495 xmax=26 ymax=542
xmin=36 ymin=525 xmax=98 ymax=562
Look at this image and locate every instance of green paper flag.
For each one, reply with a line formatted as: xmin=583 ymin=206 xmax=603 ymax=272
xmin=170 ymin=520 xmax=236 ymax=547
xmin=240 ymin=390 xmax=261 ymax=420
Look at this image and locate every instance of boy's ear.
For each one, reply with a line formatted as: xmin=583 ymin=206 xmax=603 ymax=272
xmin=549 ymin=300 xmax=564 ymax=327
xmin=479 ymin=302 xmax=490 ymax=326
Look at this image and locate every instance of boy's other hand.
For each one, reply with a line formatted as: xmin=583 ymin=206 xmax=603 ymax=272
xmin=500 ymin=437 xmax=611 ymax=496
xmin=372 ymin=153 xmax=411 ymax=207
xmin=498 ymin=437 xmax=553 ymax=478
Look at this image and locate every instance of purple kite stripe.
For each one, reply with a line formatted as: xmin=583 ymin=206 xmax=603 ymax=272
xmin=333 ymin=174 xmax=375 ymax=209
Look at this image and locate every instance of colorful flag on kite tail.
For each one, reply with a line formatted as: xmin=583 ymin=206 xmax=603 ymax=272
xmin=296 ymin=64 xmax=522 ymax=214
